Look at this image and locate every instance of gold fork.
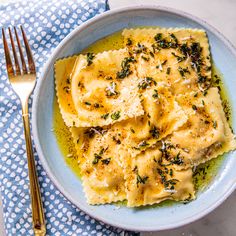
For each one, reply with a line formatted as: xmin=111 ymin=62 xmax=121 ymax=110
xmin=2 ymin=26 xmax=46 ymax=236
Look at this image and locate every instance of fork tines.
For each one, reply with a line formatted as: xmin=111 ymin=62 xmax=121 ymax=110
xmin=2 ymin=26 xmax=36 ymax=77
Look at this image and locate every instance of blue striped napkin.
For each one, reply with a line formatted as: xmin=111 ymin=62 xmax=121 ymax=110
xmin=0 ymin=0 xmax=138 ymax=235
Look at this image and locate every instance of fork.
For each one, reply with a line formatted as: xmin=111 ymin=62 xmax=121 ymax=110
xmin=2 ymin=26 xmax=46 ymax=236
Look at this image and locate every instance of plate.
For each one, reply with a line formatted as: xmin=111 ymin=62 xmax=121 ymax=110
xmin=32 ymin=6 xmax=236 ymax=231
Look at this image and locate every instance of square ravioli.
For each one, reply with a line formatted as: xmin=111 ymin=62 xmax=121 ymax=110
xmin=122 ymin=28 xmax=211 ymax=95
xmin=161 ymin=88 xmax=236 ymax=169
xmin=70 ymin=48 xmax=144 ymax=127
xmin=115 ymin=83 xmax=187 ymax=157
xmin=70 ymin=126 xmax=126 ymax=204
xmin=122 ymin=148 xmax=195 ymax=207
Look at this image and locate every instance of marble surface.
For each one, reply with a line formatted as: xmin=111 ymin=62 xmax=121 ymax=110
xmin=0 ymin=0 xmax=236 ymax=235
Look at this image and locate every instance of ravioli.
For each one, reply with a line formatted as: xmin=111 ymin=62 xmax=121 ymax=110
xmin=116 ymin=83 xmax=188 ymax=157
xmin=161 ymin=88 xmax=236 ymax=168
xmin=70 ymin=126 xmax=126 ymax=204
xmin=70 ymin=48 xmax=144 ymax=127
xmin=122 ymin=148 xmax=195 ymax=207
xmin=54 ymin=56 xmax=78 ymax=127
xmin=123 ymin=28 xmax=211 ymax=95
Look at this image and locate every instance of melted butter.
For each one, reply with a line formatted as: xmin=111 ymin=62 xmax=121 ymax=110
xmin=53 ymin=30 xmax=233 ymax=207
xmin=53 ymin=98 xmax=81 ymax=178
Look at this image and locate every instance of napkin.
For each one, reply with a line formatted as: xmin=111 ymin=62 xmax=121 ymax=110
xmin=0 ymin=0 xmax=138 ymax=235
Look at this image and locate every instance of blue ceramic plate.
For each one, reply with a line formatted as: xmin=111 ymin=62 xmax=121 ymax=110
xmin=32 ymin=6 xmax=236 ymax=231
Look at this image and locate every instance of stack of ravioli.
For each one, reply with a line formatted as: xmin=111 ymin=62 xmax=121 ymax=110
xmin=55 ymin=28 xmax=236 ymax=207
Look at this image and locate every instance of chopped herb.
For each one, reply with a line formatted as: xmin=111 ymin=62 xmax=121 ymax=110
xmin=203 ymin=90 xmax=208 ymax=96
xmin=152 ymin=89 xmax=159 ymax=99
xmin=166 ymin=67 xmax=171 ymax=75
xmin=101 ymin=113 xmax=109 ymax=120
xmin=213 ymin=121 xmax=217 ymax=129
xmin=198 ymin=76 xmax=207 ymax=84
xmin=63 ymin=86 xmax=70 ymax=93
xmin=153 ymin=33 xmax=178 ymax=49
xmin=101 ymin=158 xmax=111 ymax=165
xmin=214 ymin=79 xmax=220 ymax=84
xmin=126 ymin=38 xmax=132 ymax=46
xmin=171 ymin=152 xmax=184 ymax=165
xmin=190 ymin=42 xmax=203 ymax=72
xmin=157 ymin=167 xmax=179 ymax=190
xmin=141 ymin=55 xmax=149 ymax=61
xmin=149 ymin=126 xmax=160 ymax=138
xmin=183 ymin=193 xmax=193 ymax=204
xmin=130 ymin=128 xmax=135 ymax=133
xmin=117 ymin=56 xmax=136 ymax=79
xmin=86 ymin=53 xmax=95 ymax=66
xmin=105 ymin=82 xmax=119 ymax=97
xmin=206 ymin=66 xmax=212 ymax=71
xmin=150 ymin=51 xmax=154 ymax=57
xmin=171 ymin=52 xmax=186 ymax=62
xmin=84 ymin=101 xmax=91 ymax=106
xmin=154 ymin=33 xmax=162 ymax=41
xmin=138 ymin=77 xmax=156 ymax=90
xmin=66 ymin=77 xmax=70 ymax=84
xmin=92 ymin=148 xmax=105 ymax=165
xmin=178 ymin=66 xmax=190 ymax=77
xmin=192 ymin=105 xmax=197 ymax=110
xmin=136 ymin=174 xmax=149 ymax=186
xmin=202 ymin=100 xmax=205 ymax=105
xmin=84 ymin=127 xmax=106 ymax=138
xmin=162 ymin=60 xmax=167 ymax=66
xmin=164 ymin=179 xmax=179 ymax=190
xmin=94 ymin=103 xmax=103 ymax=108
xmin=179 ymin=43 xmax=190 ymax=56
xmin=133 ymin=42 xmax=147 ymax=54
xmin=194 ymin=92 xmax=198 ymax=97
xmin=105 ymin=76 xmax=113 ymax=80
xmin=133 ymin=165 xmax=138 ymax=172
xmin=170 ymin=33 xmax=178 ymax=45
xmin=111 ymin=111 xmax=121 ymax=120
xmin=112 ymin=136 xmax=121 ymax=144
xmin=138 ymin=140 xmax=149 ymax=149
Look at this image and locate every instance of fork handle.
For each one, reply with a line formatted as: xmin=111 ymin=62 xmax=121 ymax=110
xmin=22 ymin=100 xmax=46 ymax=236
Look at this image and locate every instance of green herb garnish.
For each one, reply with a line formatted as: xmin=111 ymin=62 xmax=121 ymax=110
xmin=136 ymin=174 xmax=149 ymax=186
xmin=126 ymin=38 xmax=132 ymax=46
xmin=152 ymin=89 xmax=159 ymax=99
xmin=111 ymin=111 xmax=121 ymax=120
xmin=117 ymin=56 xmax=136 ymax=79
xmin=178 ymin=66 xmax=190 ymax=77
xmin=84 ymin=101 xmax=91 ymax=106
xmin=138 ymin=77 xmax=157 ymax=90
xmin=86 ymin=53 xmax=95 ymax=66
xmin=105 ymin=82 xmax=119 ymax=97
xmin=149 ymin=126 xmax=159 ymax=138
xmin=166 ymin=67 xmax=171 ymax=75
xmin=101 ymin=158 xmax=111 ymax=165
xmin=101 ymin=113 xmax=109 ymax=120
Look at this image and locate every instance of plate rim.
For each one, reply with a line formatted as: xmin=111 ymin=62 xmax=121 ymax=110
xmin=32 ymin=5 xmax=236 ymax=232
